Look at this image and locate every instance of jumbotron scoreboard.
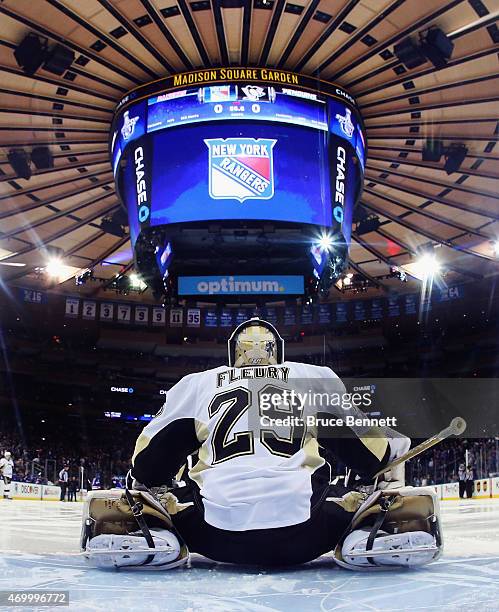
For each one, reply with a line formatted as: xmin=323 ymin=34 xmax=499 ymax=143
xmin=110 ymin=68 xmax=367 ymax=302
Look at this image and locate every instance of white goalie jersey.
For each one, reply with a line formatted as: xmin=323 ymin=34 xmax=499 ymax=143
xmin=132 ymin=362 xmax=392 ymax=532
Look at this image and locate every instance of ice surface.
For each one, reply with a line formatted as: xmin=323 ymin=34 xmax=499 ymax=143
xmin=1 ymin=498 xmax=498 ymax=611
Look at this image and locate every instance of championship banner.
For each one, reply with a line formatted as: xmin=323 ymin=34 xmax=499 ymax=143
xmin=18 ymin=288 xmax=47 ymax=304
xmin=65 ymin=297 xmax=79 ymax=318
xmin=264 ymin=307 xmax=278 ymax=325
xmin=318 ymin=304 xmax=331 ymax=324
xmin=205 ymin=310 xmax=218 ymax=327
xmin=335 ymin=302 xmax=348 ymax=323
xmin=420 ymin=296 xmax=432 ymax=313
xmin=186 ymin=308 xmax=201 ymax=327
xmin=82 ymin=301 xmax=97 ymax=320
xmin=371 ymin=299 xmax=383 ymax=320
xmin=405 ymin=294 xmax=417 ymax=315
xmin=387 ymin=296 xmax=400 ymax=317
xmin=220 ymin=309 xmax=233 ymax=327
xmin=301 ymin=306 xmax=313 ymax=325
xmin=354 ymin=301 xmax=366 ymax=321
xmin=235 ymin=309 xmax=248 ymax=325
xmin=284 ymin=306 xmax=296 ymax=326
xmin=100 ymin=303 xmax=114 ymax=321
xmin=152 ymin=307 xmax=166 ymax=326
xmin=135 ymin=305 xmax=149 ymax=325
xmin=438 ymin=285 xmax=461 ymax=301
xmin=117 ymin=304 xmax=131 ymax=324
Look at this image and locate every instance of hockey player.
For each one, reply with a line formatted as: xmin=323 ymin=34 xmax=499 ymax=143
xmin=0 ymin=451 xmax=14 ymax=499
xmin=81 ymin=318 xmax=442 ymax=570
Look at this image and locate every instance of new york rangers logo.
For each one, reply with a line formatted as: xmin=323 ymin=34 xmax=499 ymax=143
xmin=121 ymin=110 xmax=139 ymax=141
xmin=335 ymin=108 xmax=355 ymax=138
xmin=204 ymin=138 xmax=276 ymax=202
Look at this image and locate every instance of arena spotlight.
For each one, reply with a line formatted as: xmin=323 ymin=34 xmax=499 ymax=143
xmin=45 ymin=257 xmax=66 ymax=280
xmin=343 ymin=273 xmax=353 ymax=286
xmin=417 ymin=252 xmax=441 ymax=279
xmin=129 ymin=273 xmax=147 ymax=290
xmin=317 ymin=233 xmax=334 ymax=251
xmin=100 ymin=213 xmax=127 ymax=238
xmin=493 ymin=240 xmax=499 ymax=257
xmin=75 ymin=268 xmax=93 ymax=286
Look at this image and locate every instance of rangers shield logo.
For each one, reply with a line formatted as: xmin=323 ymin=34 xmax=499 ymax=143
xmin=204 ymin=138 xmax=276 ymax=202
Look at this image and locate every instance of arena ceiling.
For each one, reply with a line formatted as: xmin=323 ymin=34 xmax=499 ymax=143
xmin=0 ymin=0 xmax=498 ymax=302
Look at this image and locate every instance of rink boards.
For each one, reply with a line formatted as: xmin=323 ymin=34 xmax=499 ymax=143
xmin=429 ymin=477 xmax=499 ymax=500
xmin=3 ymin=478 xmax=499 ymax=501
xmin=0 ymin=481 xmax=65 ymax=501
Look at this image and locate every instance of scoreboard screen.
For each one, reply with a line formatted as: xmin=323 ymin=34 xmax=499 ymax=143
xmin=111 ymin=69 xmax=366 ymax=249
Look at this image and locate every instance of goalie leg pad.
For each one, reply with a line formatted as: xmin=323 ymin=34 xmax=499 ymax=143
xmin=81 ymin=490 xmax=189 ymax=570
xmin=86 ymin=528 xmax=183 ymax=569
xmin=334 ymin=487 xmax=442 ymax=571
xmin=342 ymin=529 xmax=436 ymax=568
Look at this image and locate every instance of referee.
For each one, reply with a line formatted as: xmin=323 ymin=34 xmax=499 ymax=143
xmin=58 ymin=466 xmax=69 ymax=501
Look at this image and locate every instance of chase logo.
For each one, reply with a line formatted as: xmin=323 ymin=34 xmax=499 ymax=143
xmin=204 ymin=138 xmax=276 ymax=202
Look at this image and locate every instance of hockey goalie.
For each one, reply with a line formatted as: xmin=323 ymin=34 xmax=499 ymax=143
xmin=81 ymin=318 xmax=442 ymax=570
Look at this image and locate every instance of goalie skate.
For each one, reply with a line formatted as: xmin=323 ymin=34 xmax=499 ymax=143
xmin=85 ymin=528 xmax=185 ymax=570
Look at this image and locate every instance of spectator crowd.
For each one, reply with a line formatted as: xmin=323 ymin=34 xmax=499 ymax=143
xmin=2 ymin=427 xmax=498 ymax=491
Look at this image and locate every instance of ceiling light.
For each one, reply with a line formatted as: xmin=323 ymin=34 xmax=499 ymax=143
xmin=493 ymin=240 xmax=499 ymax=257
xmin=0 ymin=262 xmax=26 ymax=267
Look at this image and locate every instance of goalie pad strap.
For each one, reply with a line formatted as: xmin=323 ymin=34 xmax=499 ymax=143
xmin=124 ymin=487 xmax=156 ymax=566
xmin=365 ymin=496 xmax=395 ymax=565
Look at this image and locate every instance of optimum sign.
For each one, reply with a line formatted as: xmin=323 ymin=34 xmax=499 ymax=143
xmin=178 ymin=275 xmax=304 ymax=296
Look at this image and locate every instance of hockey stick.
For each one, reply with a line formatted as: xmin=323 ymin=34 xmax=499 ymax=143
xmin=373 ymin=417 xmax=467 ymax=479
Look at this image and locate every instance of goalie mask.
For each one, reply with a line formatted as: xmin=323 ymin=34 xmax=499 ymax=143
xmin=228 ymin=317 xmax=284 ymax=367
